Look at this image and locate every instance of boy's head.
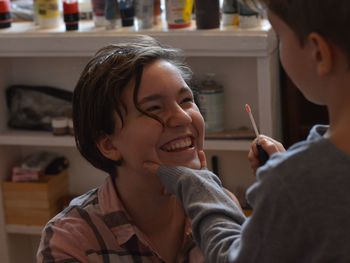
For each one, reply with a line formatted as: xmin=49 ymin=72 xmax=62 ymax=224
xmin=254 ymin=0 xmax=350 ymax=63
xmin=73 ymin=36 xmax=194 ymax=175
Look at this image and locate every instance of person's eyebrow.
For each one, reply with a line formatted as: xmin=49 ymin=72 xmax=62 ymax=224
xmin=138 ymin=94 xmax=163 ymax=106
xmin=138 ymin=86 xmax=192 ymax=105
xmin=178 ymin=86 xmax=193 ymax=96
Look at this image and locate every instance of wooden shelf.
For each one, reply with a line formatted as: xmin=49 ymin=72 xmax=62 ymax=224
xmin=0 ymin=20 xmax=277 ymax=57
xmin=0 ymin=129 xmax=252 ymax=151
xmin=0 ymin=130 xmax=74 ymax=147
xmin=6 ymin=224 xmax=43 ymax=235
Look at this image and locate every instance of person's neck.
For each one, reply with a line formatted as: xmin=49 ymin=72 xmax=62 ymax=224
xmin=115 ymin=167 xmax=186 ymax=235
xmin=325 ymin=73 xmax=350 ymax=155
xmin=115 ymin=167 xmax=186 ymax=262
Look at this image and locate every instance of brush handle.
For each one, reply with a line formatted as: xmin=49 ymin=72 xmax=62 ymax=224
xmin=256 ymin=143 xmax=269 ymax=165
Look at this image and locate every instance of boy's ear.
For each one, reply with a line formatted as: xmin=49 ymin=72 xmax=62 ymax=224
xmin=96 ymin=135 xmax=122 ymax=162
xmin=308 ymin=32 xmax=333 ymax=76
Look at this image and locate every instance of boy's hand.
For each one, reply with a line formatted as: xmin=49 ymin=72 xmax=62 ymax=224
xmin=248 ymin=135 xmax=285 ymax=174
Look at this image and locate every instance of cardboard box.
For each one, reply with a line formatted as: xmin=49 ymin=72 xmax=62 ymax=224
xmin=2 ymin=171 xmax=69 ymax=226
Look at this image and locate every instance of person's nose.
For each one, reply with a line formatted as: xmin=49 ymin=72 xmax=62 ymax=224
xmin=165 ymin=104 xmax=192 ymax=128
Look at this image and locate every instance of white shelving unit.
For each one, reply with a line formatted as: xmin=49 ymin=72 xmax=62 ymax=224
xmin=0 ymin=20 xmax=279 ymax=263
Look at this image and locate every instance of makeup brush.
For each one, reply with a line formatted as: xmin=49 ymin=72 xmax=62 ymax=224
xmin=245 ymin=104 xmax=269 ymax=165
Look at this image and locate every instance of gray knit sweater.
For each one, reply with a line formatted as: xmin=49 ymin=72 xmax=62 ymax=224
xmin=157 ymin=125 xmax=350 ymax=263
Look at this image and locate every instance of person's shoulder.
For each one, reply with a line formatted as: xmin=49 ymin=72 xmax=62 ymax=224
xmin=43 ymin=188 xmax=99 ymax=229
xmin=256 ymin=124 xmax=350 ymax=191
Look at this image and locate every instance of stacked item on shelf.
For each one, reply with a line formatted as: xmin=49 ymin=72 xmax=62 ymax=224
xmin=5 ymin=0 xmax=263 ymax=31
xmin=2 ymin=151 xmax=70 ymax=226
xmin=6 ymin=85 xmax=73 ymax=136
xmin=11 ymin=151 xmax=69 ymax=182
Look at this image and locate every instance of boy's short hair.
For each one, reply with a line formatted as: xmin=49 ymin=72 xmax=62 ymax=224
xmin=254 ymin=0 xmax=350 ymax=61
xmin=73 ymin=36 xmax=192 ymax=175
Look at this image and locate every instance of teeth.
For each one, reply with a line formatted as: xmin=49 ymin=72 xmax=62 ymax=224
xmin=162 ymin=137 xmax=192 ymax=152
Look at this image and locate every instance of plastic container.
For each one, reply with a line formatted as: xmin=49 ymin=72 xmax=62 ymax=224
xmin=91 ymin=0 xmax=106 ymax=27
xmin=118 ymin=0 xmax=135 ymax=27
xmin=238 ymin=1 xmax=260 ymax=28
xmin=198 ymin=73 xmax=224 ymax=132
xmin=105 ymin=0 xmax=120 ymax=29
xmin=165 ymin=0 xmax=193 ymax=29
xmin=153 ymin=0 xmax=161 ymax=25
xmin=78 ymin=0 xmax=92 ymax=20
xmin=194 ymin=0 xmax=220 ymax=29
xmin=0 ymin=0 xmax=12 ymax=29
xmin=37 ymin=0 xmax=61 ymax=28
xmin=135 ymin=0 xmax=153 ymax=29
xmin=222 ymin=0 xmax=239 ymax=26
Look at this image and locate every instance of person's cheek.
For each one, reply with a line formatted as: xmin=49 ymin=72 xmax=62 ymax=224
xmin=196 ymin=112 xmax=205 ymax=151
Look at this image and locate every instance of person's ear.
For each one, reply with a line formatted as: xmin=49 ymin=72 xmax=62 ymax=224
xmin=96 ymin=135 xmax=122 ymax=162
xmin=308 ymin=32 xmax=333 ymax=76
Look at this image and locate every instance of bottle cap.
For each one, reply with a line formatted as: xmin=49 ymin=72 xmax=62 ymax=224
xmin=0 ymin=0 xmax=12 ymax=29
xmin=63 ymin=0 xmax=79 ymax=14
xmin=0 ymin=0 xmax=10 ymax=12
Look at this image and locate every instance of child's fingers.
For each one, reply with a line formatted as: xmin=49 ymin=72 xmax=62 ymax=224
xmin=198 ymin=150 xmax=207 ymax=169
xmin=247 ymin=147 xmax=260 ymax=175
xmin=258 ymin=136 xmax=285 ymax=155
xmin=248 ymin=139 xmax=260 ymax=161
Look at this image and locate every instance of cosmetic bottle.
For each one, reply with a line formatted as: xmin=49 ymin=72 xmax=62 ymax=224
xmin=105 ymin=0 xmax=120 ymax=29
xmin=0 ymin=0 xmax=11 ymax=29
xmin=63 ymin=0 xmax=79 ymax=31
xmin=37 ymin=0 xmax=61 ymax=28
xmin=238 ymin=1 xmax=260 ymax=28
xmin=118 ymin=0 xmax=135 ymax=27
xmin=78 ymin=0 xmax=92 ymax=20
xmin=135 ymin=0 xmax=153 ymax=29
xmin=91 ymin=0 xmax=106 ymax=27
xmin=165 ymin=0 xmax=193 ymax=29
xmin=194 ymin=0 xmax=220 ymax=29
xmin=222 ymin=0 xmax=239 ymax=26
xmin=153 ymin=0 xmax=160 ymax=25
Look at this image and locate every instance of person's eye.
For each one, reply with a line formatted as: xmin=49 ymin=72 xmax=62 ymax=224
xmin=145 ymin=105 xmax=162 ymax=112
xmin=180 ymin=97 xmax=194 ymax=105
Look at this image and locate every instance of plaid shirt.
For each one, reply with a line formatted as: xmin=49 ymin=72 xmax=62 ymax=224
xmin=37 ymin=175 xmax=204 ymax=263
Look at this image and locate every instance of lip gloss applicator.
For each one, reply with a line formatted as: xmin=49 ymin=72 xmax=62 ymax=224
xmin=245 ymin=103 xmax=269 ymax=165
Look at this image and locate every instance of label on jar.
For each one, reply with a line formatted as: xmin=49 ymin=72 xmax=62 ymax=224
xmin=199 ymin=90 xmax=224 ymax=132
xmin=37 ymin=0 xmax=60 ymax=19
xmin=166 ymin=0 xmax=193 ymax=28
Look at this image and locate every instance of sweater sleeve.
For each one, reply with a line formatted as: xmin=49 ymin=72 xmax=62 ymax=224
xmin=157 ymin=166 xmax=246 ymax=262
xmin=157 ymin=166 xmax=301 ymax=263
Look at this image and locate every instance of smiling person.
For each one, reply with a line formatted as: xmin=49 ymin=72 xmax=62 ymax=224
xmin=36 ymin=36 xmax=241 ymax=263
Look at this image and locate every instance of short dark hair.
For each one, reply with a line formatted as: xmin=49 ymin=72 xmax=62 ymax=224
xmin=251 ymin=0 xmax=350 ymax=61
xmin=73 ymin=36 xmax=192 ymax=175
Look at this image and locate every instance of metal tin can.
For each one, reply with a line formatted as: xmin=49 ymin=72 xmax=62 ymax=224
xmin=199 ymin=73 xmax=224 ymax=132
